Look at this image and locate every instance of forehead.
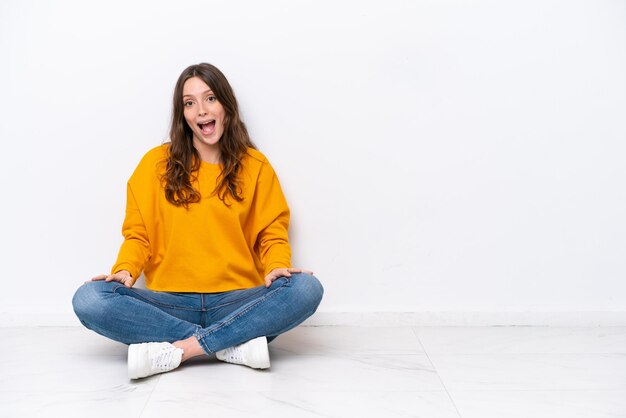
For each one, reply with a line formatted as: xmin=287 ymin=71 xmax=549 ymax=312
xmin=182 ymin=77 xmax=212 ymax=96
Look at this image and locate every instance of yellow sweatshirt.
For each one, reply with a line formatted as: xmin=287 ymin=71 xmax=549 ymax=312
xmin=111 ymin=144 xmax=292 ymax=292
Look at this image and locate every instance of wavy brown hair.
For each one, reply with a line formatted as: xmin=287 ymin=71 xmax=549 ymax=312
xmin=160 ymin=63 xmax=257 ymax=209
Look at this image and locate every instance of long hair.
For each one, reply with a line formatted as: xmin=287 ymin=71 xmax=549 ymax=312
xmin=161 ymin=63 xmax=257 ymax=209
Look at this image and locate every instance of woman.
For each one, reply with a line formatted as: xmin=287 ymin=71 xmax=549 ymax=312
xmin=72 ymin=63 xmax=324 ymax=380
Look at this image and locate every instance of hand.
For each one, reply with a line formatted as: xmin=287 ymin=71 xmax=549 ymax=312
xmin=264 ymin=267 xmax=314 ymax=288
xmin=87 ymin=270 xmax=134 ymax=288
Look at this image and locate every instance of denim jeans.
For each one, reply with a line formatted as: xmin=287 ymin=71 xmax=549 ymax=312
xmin=72 ymin=273 xmax=323 ymax=354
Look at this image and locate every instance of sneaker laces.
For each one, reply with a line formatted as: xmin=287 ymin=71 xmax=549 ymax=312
xmin=220 ymin=345 xmax=245 ymax=362
xmin=151 ymin=346 xmax=180 ymax=371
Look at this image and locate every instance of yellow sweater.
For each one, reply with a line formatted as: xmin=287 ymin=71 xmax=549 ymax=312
xmin=111 ymin=144 xmax=292 ymax=292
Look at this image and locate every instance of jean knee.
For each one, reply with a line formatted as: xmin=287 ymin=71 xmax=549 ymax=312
xmin=290 ymin=273 xmax=324 ymax=310
xmin=71 ymin=281 xmax=112 ymax=323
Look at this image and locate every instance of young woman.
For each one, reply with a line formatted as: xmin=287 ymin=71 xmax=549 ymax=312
xmin=72 ymin=63 xmax=324 ymax=379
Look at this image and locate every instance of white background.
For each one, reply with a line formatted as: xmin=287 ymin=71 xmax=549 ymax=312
xmin=1 ymin=0 xmax=625 ymax=324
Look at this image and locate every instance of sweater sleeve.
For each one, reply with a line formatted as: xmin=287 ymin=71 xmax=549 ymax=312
xmin=110 ymin=182 xmax=151 ymax=281
xmin=252 ymin=160 xmax=292 ymax=277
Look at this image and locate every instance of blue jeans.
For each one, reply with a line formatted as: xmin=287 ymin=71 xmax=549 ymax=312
xmin=72 ymin=273 xmax=324 ymax=354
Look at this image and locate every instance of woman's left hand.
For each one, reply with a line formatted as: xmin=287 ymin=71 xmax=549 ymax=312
xmin=264 ymin=267 xmax=314 ymax=288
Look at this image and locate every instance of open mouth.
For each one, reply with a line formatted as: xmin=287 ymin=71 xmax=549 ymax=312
xmin=198 ymin=120 xmax=216 ymax=135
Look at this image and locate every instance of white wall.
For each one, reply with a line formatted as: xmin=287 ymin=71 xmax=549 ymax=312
xmin=1 ymin=0 xmax=625 ymax=325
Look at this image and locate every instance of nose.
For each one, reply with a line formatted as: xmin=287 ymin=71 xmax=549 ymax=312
xmin=197 ymin=101 xmax=208 ymax=116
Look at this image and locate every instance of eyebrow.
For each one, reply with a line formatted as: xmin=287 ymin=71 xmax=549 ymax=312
xmin=182 ymin=89 xmax=213 ymax=99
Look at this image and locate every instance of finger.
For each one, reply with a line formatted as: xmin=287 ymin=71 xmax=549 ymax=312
xmin=108 ymin=275 xmax=129 ymax=286
xmin=288 ymin=268 xmax=315 ymax=275
xmin=107 ymin=275 xmax=124 ymax=283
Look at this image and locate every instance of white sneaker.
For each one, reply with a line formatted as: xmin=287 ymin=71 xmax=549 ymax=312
xmin=216 ymin=336 xmax=270 ymax=369
xmin=128 ymin=342 xmax=183 ymax=379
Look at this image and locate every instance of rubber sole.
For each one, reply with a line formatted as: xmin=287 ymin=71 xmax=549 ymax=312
xmin=127 ymin=343 xmax=149 ymax=379
xmin=247 ymin=336 xmax=271 ymax=369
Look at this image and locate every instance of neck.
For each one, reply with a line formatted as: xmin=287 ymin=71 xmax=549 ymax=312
xmin=194 ymin=142 xmax=221 ymax=164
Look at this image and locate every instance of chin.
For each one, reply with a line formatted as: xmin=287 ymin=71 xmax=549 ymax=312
xmin=196 ymin=134 xmax=220 ymax=145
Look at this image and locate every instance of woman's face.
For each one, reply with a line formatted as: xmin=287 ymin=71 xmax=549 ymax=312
xmin=182 ymin=76 xmax=226 ymax=151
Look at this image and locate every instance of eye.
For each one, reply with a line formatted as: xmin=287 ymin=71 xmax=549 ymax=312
xmin=184 ymin=100 xmax=194 ymax=107
xmin=207 ymin=95 xmax=217 ymax=103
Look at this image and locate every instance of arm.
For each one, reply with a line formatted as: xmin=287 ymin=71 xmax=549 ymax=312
xmin=110 ymin=182 xmax=151 ymax=284
xmin=253 ymin=162 xmax=315 ymax=287
xmin=252 ymin=160 xmax=292 ymax=278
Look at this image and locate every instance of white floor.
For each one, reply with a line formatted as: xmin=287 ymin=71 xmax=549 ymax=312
xmin=1 ymin=326 xmax=625 ymax=418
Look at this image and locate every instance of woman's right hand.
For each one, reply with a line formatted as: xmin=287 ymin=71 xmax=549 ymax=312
xmin=87 ymin=270 xmax=134 ymax=288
